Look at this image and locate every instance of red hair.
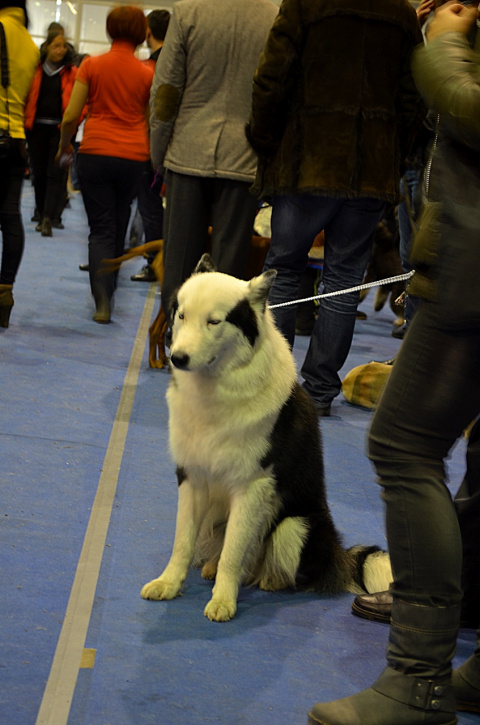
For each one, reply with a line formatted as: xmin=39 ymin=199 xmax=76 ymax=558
xmin=106 ymin=6 xmax=147 ymax=47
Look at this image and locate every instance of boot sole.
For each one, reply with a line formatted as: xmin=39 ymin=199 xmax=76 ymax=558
xmin=457 ymin=699 xmax=480 ymax=713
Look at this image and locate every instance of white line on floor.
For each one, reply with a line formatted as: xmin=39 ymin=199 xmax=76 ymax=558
xmin=35 ymin=285 xmax=157 ymax=725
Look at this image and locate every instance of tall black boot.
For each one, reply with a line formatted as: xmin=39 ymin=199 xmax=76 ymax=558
xmin=308 ymin=599 xmax=460 ymax=725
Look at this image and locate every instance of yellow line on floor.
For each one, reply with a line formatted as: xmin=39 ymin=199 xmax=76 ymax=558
xmin=35 ymin=285 xmax=157 ymax=725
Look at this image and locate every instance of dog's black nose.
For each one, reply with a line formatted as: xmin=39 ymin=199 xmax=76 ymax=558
xmin=171 ymin=353 xmax=190 ymax=369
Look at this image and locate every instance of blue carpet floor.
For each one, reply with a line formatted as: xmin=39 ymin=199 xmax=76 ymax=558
xmin=1 ymin=182 xmax=478 ymax=725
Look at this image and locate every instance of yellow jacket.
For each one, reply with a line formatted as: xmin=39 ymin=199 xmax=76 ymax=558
xmin=0 ymin=7 xmax=39 ymax=139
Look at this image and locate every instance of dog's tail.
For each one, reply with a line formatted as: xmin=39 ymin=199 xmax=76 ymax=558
xmin=345 ymin=544 xmax=392 ymax=595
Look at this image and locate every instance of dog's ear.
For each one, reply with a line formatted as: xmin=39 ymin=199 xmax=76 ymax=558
xmin=194 ymin=253 xmax=217 ymax=275
xmin=247 ymin=269 xmax=277 ymax=309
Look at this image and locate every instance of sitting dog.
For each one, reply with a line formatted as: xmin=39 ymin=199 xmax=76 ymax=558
xmin=141 ymin=255 xmax=392 ymax=621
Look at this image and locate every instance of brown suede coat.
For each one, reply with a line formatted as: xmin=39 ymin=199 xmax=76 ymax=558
xmin=247 ymin=0 xmax=426 ymax=203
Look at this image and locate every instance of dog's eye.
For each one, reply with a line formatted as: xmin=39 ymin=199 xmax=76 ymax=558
xmin=178 ymin=313 xmax=184 ymax=320
xmin=207 ymin=319 xmax=221 ymax=326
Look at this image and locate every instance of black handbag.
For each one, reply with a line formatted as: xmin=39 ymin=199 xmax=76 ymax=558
xmin=0 ymin=21 xmax=13 ymax=159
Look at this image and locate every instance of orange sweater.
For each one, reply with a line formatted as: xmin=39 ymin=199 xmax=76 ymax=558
xmin=76 ymin=40 xmax=154 ymax=162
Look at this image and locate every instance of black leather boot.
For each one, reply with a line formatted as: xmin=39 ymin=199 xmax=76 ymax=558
xmin=308 ymin=599 xmax=460 ymax=725
xmin=452 ymin=640 xmax=480 ymax=713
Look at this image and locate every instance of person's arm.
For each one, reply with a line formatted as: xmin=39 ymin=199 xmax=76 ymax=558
xmin=149 ymin=6 xmax=186 ymax=170
xmin=246 ymin=0 xmax=303 ymax=156
xmin=412 ymin=2 xmax=480 ymax=147
xmin=55 ymin=80 xmax=89 ymax=163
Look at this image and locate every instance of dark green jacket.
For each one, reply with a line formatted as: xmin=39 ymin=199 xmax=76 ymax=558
xmin=247 ymin=0 xmax=425 ymax=203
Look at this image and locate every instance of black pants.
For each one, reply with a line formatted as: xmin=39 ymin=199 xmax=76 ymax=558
xmin=0 ymin=139 xmax=27 ymax=285
xmin=27 ymin=124 xmax=68 ymax=221
xmin=369 ymin=301 xmax=480 ymax=611
xmin=162 ymin=170 xmax=258 ymax=318
xmin=77 ymin=153 xmax=143 ymax=304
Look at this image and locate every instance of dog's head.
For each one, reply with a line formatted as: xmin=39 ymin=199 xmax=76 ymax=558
xmin=169 ymin=254 xmax=277 ymax=373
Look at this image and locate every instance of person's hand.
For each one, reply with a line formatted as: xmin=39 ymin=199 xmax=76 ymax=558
xmin=416 ymin=0 xmax=435 ymax=26
xmin=427 ymin=1 xmax=478 ymax=40
xmin=54 ymin=143 xmax=74 ymax=168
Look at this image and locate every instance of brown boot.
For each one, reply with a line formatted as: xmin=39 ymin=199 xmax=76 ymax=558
xmin=0 ymin=284 xmax=14 ymax=328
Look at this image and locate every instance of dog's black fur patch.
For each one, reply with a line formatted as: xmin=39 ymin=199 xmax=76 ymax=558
xmin=261 ymin=382 xmax=348 ymax=591
xmin=226 ymin=299 xmax=259 ymax=347
xmin=176 ymin=466 xmax=187 ymax=486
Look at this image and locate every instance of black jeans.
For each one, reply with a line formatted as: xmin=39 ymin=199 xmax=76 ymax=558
xmin=27 ymin=124 xmax=68 ymax=221
xmin=77 ymin=153 xmax=143 ymax=304
xmin=0 ymin=139 xmax=27 ymax=285
xmin=368 ymin=300 xmax=480 ymax=609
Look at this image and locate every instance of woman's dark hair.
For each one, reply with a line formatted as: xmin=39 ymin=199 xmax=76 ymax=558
xmin=40 ymin=29 xmax=74 ymax=66
xmin=106 ymin=5 xmax=147 ymax=47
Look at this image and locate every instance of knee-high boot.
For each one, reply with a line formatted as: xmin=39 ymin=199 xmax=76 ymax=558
xmin=308 ymin=598 xmax=460 ymax=725
xmin=452 ymin=628 xmax=480 ymax=713
xmin=0 ymin=284 xmax=14 ymax=328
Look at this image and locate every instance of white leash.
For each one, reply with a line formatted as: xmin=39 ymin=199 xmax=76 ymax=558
xmin=268 ymin=271 xmax=414 ymax=310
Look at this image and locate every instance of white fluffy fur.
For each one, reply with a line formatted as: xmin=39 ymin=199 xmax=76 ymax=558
xmin=140 ymin=266 xmax=391 ymax=621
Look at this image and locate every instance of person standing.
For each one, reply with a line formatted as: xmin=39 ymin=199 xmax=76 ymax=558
xmin=0 ymin=0 xmax=38 ymax=327
xmin=131 ymin=8 xmax=171 ymax=283
xmin=308 ymin=3 xmax=480 ymax=724
xmin=247 ymin=0 xmax=426 ymax=417
xmin=56 ymin=5 xmax=154 ymax=324
xmin=24 ymin=27 xmax=79 ymax=237
xmin=149 ymin=0 xmax=278 ymax=320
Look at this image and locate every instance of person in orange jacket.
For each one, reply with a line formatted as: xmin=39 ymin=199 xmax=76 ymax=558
xmin=24 ymin=27 xmax=80 ymax=236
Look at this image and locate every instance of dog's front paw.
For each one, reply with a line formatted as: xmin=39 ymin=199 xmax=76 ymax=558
xmin=204 ymin=598 xmax=237 ymax=622
xmin=141 ymin=577 xmax=181 ymax=601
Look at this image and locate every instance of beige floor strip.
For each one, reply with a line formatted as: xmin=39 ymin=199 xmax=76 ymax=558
xmin=36 ymin=285 xmax=157 ymax=725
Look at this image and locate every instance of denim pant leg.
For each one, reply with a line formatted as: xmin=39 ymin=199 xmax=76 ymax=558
xmin=265 ymin=195 xmax=343 ymax=347
xmin=368 ymin=302 xmax=480 ymax=607
xmin=301 ymin=197 xmax=385 ymax=404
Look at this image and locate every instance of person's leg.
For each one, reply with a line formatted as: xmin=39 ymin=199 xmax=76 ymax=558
xmin=209 ymin=178 xmax=258 ymax=280
xmin=42 ymin=126 xmax=68 ymax=233
xmin=264 ymin=194 xmax=342 ymax=347
xmin=136 ymin=161 xmax=164 ymax=244
xmin=398 ymin=168 xmax=421 ymax=330
xmin=112 ymin=157 xmax=143 ymax=260
xmin=301 ymin=197 xmax=385 ymax=406
xmin=162 ymin=171 xmax=210 ymax=319
xmin=77 ymin=154 xmax=119 ymax=314
xmin=309 ymin=303 xmax=480 ymax=724
xmin=0 ymin=141 xmax=27 ymax=285
xmin=26 ymin=126 xmax=49 ymax=220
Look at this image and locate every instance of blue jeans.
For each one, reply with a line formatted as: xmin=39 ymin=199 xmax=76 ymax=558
xmin=265 ymin=194 xmax=385 ymax=404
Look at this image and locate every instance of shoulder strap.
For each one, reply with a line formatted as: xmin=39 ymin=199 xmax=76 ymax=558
xmin=0 ymin=22 xmax=9 ymax=89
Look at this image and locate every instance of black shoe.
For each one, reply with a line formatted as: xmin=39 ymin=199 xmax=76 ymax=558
xmin=391 ymin=324 xmax=406 ymax=339
xmin=40 ymin=217 xmax=52 ymax=237
xmin=130 ymin=264 xmax=156 ymax=282
xmin=79 ymin=263 xmax=89 ymax=272
xmin=352 ymin=590 xmax=479 ymax=629
xmin=31 ymin=210 xmax=41 ymax=223
xmin=52 ymin=219 xmax=64 ymax=229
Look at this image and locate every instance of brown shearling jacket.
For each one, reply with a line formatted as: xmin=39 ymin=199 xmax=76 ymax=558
xmin=247 ymin=0 xmax=426 ymax=203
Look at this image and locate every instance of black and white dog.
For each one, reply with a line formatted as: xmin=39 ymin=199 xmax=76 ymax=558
xmin=141 ymin=255 xmax=391 ymax=621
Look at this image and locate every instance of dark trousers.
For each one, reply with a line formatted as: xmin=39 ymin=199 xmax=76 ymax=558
xmin=162 ymin=170 xmax=258 ymax=317
xmin=369 ymin=300 xmax=480 ymax=613
xmin=136 ymin=161 xmax=163 ymax=248
xmin=0 ymin=139 xmax=27 ymax=285
xmin=27 ymin=124 xmax=68 ymax=221
xmin=77 ymin=153 xmax=143 ymax=304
